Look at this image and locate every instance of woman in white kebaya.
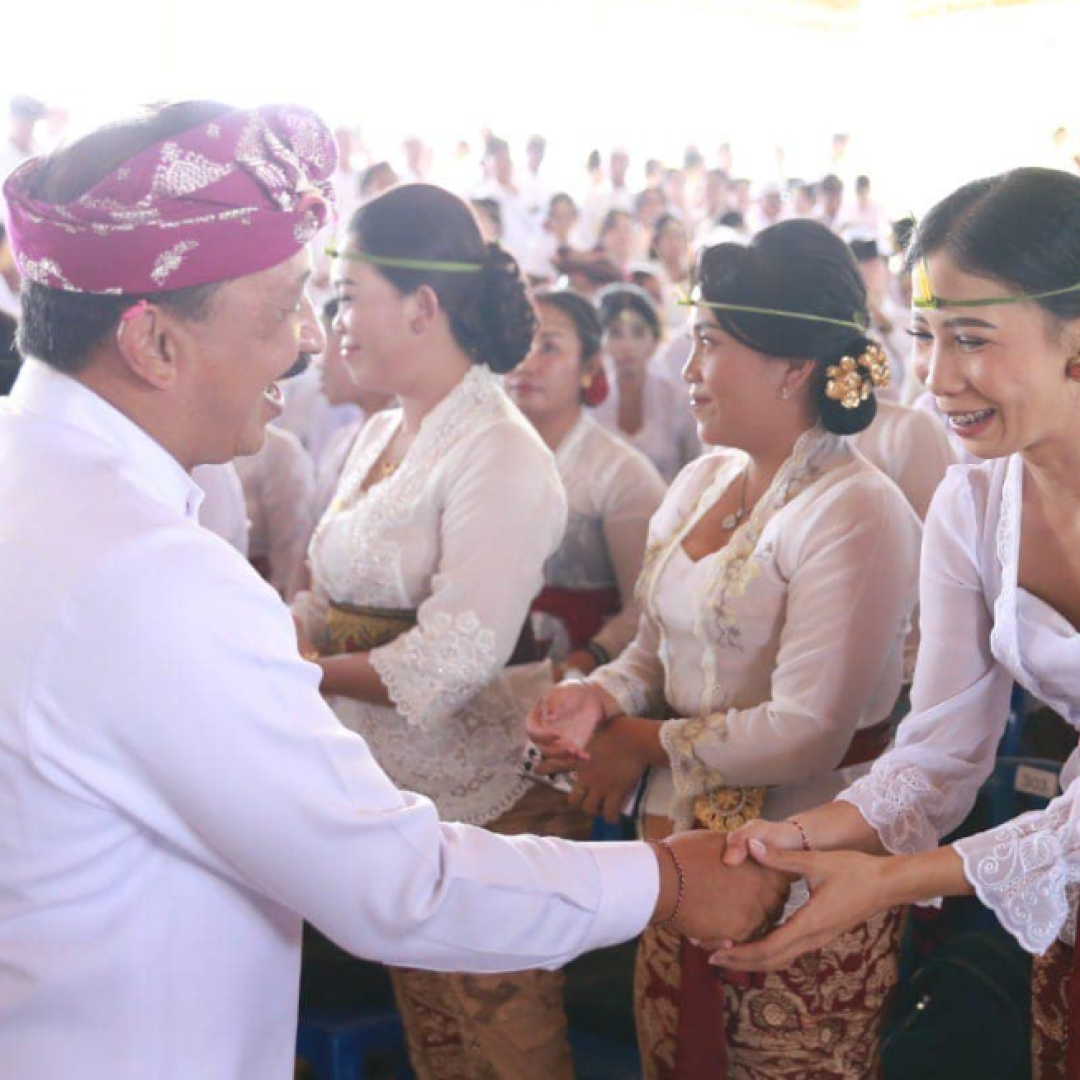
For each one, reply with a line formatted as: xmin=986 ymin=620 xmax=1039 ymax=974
xmin=591 ymin=283 xmax=700 ymax=483
xmin=852 ymin=398 xmax=955 ymax=521
xmin=291 ymin=183 xmax=581 ymax=1080
xmin=649 ymin=213 xmax=692 ymax=333
xmin=717 ymin=167 xmax=1080 ymax=1079
xmin=530 ymin=220 xmax=921 ymax=1079
xmin=309 ymin=296 xmax=396 ymax=523
xmin=504 ymin=288 xmax=666 ymax=677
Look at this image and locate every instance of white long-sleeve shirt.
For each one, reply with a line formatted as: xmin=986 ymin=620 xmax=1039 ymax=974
xmin=840 ymin=455 xmax=1080 ymax=955
xmin=0 ymin=359 xmax=657 ymax=1080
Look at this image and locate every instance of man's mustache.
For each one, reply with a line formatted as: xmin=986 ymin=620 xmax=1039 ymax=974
xmin=281 ymin=353 xmax=312 ymax=380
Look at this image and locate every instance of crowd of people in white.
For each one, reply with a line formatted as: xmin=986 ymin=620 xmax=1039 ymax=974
xmin=4 ymin=92 xmax=1080 ymax=1080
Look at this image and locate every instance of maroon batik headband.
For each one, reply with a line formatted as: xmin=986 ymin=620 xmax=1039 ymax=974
xmin=2 ymin=104 xmax=337 ymax=295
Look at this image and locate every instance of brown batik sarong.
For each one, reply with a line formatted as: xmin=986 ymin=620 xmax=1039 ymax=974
xmin=636 ymin=778 xmax=901 ymax=1080
xmin=1031 ymin=936 xmax=1080 ymax=1080
xmin=389 ymin=784 xmax=592 ymax=1080
xmin=635 ymin=905 xmax=903 ymax=1080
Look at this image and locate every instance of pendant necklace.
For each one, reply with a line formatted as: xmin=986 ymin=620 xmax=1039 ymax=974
xmin=720 ymin=466 xmax=751 ymax=531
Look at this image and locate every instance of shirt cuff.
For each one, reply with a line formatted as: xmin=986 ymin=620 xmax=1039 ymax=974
xmin=575 ymin=840 xmax=659 ymax=950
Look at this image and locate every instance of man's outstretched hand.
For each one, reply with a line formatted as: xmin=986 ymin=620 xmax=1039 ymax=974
xmin=649 ymin=831 xmax=790 ymax=949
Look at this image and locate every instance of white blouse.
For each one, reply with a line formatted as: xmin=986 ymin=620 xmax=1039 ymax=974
xmin=840 ymin=455 xmax=1080 ymax=955
xmin=304 ymin=366 xmax=567 ymax=825
xmin=852 ymin=400 xmax=956 ymax=521
xmin=313 ymin=417 xmax=362 ymax=522
xmin=590 ymin=426 xmax=921 ymax=828
xmin=592 ymin=357 xmax=700 ymax=484
xmin=193 ymin=462 xmax=249 ymax=556
xmin=534 ymin=413 xmax=666 ymax=661
xmin=234 ymin=425 xmax=316 ymax=598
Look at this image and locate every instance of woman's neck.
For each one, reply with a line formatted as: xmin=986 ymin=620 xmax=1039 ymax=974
xmin=744 ymin=420 xmax=816 ymax=495
xmin=1024 ymin=425 xmax=1080 ymax=507
xmin=530 ymin=406 xmax=582 ymax=452
xmin=399 ymin=347 xmax=474 ymax=435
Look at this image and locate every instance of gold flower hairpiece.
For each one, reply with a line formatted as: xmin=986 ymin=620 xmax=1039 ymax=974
xmin=825 ymin=343 xmax=891 ymax=410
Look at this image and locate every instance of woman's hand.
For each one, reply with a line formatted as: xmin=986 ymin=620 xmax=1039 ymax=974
xmin=723 ymin=819 xmax=807 ymax=867
xmin=568 ymin=716 xmax=651 ymax=823
xmin=709 ymin=844 xmax=896 ymax=972
xmin=560 ymin=649 xmax=599 ymax=677
xmin=293 ymin=617 xmax=319 ymax=662
xmin=526 ymin=680 xmax=606 ymax=760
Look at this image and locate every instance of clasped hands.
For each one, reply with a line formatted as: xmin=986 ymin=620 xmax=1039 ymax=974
xmin=526 ymin=680 xmax=791 ymax=950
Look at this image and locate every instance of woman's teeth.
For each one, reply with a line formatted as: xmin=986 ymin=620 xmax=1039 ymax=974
xmin=949 ymin=407 xmax=995 ymax=428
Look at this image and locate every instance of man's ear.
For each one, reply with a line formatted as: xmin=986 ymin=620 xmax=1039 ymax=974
xmin=115 ymin=303 xmax=180 ymax=389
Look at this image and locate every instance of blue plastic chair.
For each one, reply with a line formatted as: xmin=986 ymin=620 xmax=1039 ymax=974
xmin=296 ymin=1008 xmax=412 ymax=1080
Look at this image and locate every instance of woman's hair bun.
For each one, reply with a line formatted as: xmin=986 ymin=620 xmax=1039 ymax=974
xmin=811 ymin=334 xmax=881 ymax=436
xmin=467 ymin=242 xmax=536 ymax=374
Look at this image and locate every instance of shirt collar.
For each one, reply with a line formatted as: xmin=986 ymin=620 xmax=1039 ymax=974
xmin=9 ymin=358 xmax=204 ymax=520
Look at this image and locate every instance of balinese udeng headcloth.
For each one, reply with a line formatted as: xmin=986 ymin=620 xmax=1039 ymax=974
xmin=2 ymin=104 xmax=337 ymax=295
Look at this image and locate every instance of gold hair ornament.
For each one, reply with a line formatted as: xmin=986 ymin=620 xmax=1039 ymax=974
xmin=825 ymin=343 xmax=891 ymax=410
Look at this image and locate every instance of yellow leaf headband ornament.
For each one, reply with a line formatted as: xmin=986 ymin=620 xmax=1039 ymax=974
xmin=913 ymin=257 xmax=1080 ymax=310
xmin=326 ymin=245 xmax=485 ymax=274
xmin=825 ymin=344 xmax=891 ymax=410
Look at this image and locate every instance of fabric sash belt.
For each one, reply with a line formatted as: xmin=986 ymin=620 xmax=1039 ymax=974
xmin=325 ymin=599 xmax=539 ymax=666
xmin=530 ymin=585 xmax=621 ymax=653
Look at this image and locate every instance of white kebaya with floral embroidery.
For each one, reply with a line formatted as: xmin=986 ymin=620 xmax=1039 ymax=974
xmin=840 ymin=455 xmax=1080 ymax=954
xmin=303 ymin=366 xmax=568 ymax=825
xmin=590 ymin=426 xmax=921 ymax=829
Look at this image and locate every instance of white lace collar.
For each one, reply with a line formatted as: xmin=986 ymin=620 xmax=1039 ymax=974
xmin=637 ymin=424 xmax=848 ymax=612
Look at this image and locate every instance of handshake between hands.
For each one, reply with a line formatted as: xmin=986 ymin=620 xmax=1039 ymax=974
xmin=529 ymin=679 xmax=903 ymax=970
xmin=526 ymin=680 xmax=792 ymax=952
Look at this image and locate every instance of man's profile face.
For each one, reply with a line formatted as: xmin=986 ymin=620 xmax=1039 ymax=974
xmin=174 ymin=249 xmax=324 ymax=463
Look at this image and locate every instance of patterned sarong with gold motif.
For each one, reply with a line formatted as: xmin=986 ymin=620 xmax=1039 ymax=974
xmin=637 ymin=758 xmax=901 ymax=1079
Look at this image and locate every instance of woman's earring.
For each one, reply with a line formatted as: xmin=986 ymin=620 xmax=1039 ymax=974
xmin=779 ymin=386 xmax=792 ymax=400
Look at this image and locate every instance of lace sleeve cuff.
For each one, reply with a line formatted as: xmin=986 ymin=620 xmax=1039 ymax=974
xmin=588 ymin=666 xmax=657 ymax=718
xmin=836 ymin=762 xmax=942 ymax=856
xmin=370 ymin=610 xmax=499 ymax=731
xmin=659 ymin=714 xmax=730 ymax=800
xmin=954 ymin=802 xmax=1080 ymax=955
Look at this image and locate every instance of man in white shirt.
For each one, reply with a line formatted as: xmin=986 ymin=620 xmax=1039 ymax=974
xmin=472 ymin=136 xmax=537 ymax=265
xmin=519 ymin=133 xmax=554 ymax=226
xmin=0 ymin=95 xmax=46 ymax=186
xmin=0 ymin=101 xmax=784 ymax=1080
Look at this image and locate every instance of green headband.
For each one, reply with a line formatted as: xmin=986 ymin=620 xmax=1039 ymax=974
xmin=678 ymin=289 xmax=868 ymax=333
xmin=913 ymin=264 xmax=1080 ymax=311
xmin=326 ymin=246 xmax=485 ymax=274
xmin=908 ymin=214 xmax=1080 ymax=311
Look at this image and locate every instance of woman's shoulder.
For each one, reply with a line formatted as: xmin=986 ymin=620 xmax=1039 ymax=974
xmin=575 ymin=415 xmax=668 ymax=507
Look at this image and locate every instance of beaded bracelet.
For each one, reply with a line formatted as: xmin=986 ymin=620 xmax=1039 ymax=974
xmin=584 ymin=640 xmax=611 ymax=669
xmin=788 ymin=818 xmax=812 ymax=852
xmin=648 ymin=838 xmax=686 ymax=928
